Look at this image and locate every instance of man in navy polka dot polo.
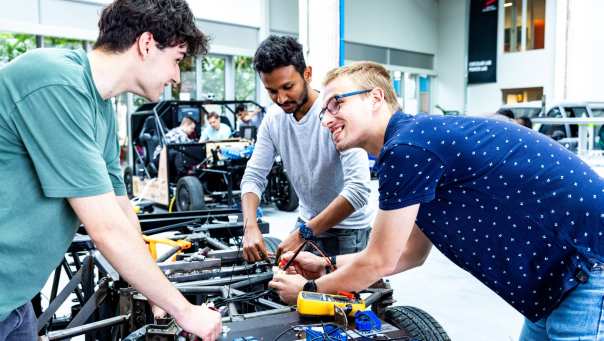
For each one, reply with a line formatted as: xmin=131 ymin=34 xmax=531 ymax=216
xmin=269 ymin=61 xmax=604 ymax=340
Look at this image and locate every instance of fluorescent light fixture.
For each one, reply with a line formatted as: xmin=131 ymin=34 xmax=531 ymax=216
xmin=504 ymin=2 xmax=513 ymax=7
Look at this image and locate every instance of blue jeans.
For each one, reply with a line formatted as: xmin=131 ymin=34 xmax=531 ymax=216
xmin=0 ymin=302 xmax=37 ymax=341
xmin=296 ymin=218 xmax=370 ymax=256
xmin=519 ymin=264 xmax=604 ymax=341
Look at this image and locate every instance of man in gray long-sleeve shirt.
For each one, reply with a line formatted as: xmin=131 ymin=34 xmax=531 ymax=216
xmin=241 ymin=35 xmax=374 ymax=262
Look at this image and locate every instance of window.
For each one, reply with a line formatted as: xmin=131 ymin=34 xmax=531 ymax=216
xmin=591 ymin=109 xmax=604 ymax=118
xmin=172 ymin=55 xmax=196 ymax=100
xmin=0 ymin=33 xmax=36 ymax=66
xmin=565 ymin=107 xmax=588 ymax=118
xmin=201 ymin=56 xmax=225 ymax=100
xmin=501 ymin=87 xmax=543 ymax=104
xmin=234 ymin=56 xmax=256 ymax=101
xmin=43 ymin=36 xmax=87 ymax=50
xmin=526 ymin=0 xmax=546 ymax=50
xmin=504 ymin=0 xmax=545 ymax=52
xmin=504 ymin=0 xmax=522 ymax=52
xmin=403 ymin=73 xmax=418 ymax=114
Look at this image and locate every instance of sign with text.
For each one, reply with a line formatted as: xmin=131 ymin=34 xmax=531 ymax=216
xmin=467 ymin=0 xmax=498 ymax=84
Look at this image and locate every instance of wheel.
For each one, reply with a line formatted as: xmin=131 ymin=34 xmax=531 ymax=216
xmin=176 ymin=176 xmax=205 ymax=211
xmin=123 ymin=166 xmax=133 ymax=198
xmin=384 ymin=305 xmax=450 ymax=341
xmin=275 ymin=173 xmax=299 ymax=212
xmin=263 ymin=236 xmax=282 ymax=254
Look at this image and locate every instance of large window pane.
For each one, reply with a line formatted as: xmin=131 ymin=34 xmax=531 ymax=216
xmin=526 ymin=0 xmax=546 ymax=50
xmin=202 ymin=56 xmax=225 ymax=100
xmin=43 ymin=36 xmax=86 ymax=50
xmin=504 ymin=0 xmax=523 ymax=52
xmin=234 ymin=56 xmax=256 ymax=101
xmin=172 ymin=55 xmax=196 ymax=100
xmin=0 ymin=33 xmax=36 ymax=66
xmin=501 ymin=87 xmax=543 ymax=104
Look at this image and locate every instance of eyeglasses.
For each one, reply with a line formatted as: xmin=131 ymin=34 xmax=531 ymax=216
xmin=319 ymin=89 xmax=373 ymax=121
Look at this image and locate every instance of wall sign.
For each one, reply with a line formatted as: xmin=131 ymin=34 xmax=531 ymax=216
xmin=467 ymin=0 xmax=498 ymax=84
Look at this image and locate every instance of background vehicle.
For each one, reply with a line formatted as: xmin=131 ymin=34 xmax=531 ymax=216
xmin=533 ymin=102 xmax=604 ymax=150
xmin=125 ymin=100 xmax=299 ymax=212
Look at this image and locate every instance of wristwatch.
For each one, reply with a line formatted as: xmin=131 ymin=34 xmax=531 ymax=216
xmin=297 ymin=220 xmax=316 ymax=240
xmin=303 ymin=280 xmax=317 ymax=292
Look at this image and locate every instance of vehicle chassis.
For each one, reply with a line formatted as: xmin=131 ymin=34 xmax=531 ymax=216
xmin=37 ymin=209 xmax=422 ymax=341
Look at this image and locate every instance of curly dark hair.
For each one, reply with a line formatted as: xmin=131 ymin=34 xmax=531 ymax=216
xmin=235 ymin=104 xmax=246 ymax=113
xmin=93 ymin=0 xmax=209 ymax=56
xmin=253 ymin=35 xmax=306 ymax=76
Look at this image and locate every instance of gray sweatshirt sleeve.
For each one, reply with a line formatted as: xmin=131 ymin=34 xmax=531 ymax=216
xmin=338 ymin=148 xmax=371 ymax=211
xmin=240 ymin=116 xmax=276 ymax=200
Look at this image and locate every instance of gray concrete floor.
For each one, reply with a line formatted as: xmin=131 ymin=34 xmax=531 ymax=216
xmin=262 ymin=180 xmax=525 ymax=341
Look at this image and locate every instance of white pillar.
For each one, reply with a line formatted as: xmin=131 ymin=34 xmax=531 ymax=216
xmin=565 ymin=0 xmax=604 ymax=101
xmin=299 ymin=0 xmax=340 ymax=90
xmin=552 ymin=0 xmax=569 ymax=103
xmin=257 ymin=0 xmax=271 ymax=106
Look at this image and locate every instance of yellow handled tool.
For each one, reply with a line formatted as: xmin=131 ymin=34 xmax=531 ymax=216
xmin=142 ymin=235 xmax=192 ymax=261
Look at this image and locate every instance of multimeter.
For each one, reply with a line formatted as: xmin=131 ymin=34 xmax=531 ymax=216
xmin=296 ymin=291 xmax=366 ymax=317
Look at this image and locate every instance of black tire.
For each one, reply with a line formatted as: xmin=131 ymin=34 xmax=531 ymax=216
xmin=384 ymin=305 xmax=450 ymax=341
xmin=176 ymin=176 xmax=205 ymax=211
xmin=263 ymin=237 xmax=282 ymax=254
xmin=275 ymin=175 xmax=299 ymax=212
xmin=123 ymin=166 xmax=133 ymax=198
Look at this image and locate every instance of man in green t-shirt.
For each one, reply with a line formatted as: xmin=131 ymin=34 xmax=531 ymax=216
xmin=0 ymin=1 xmax=221 ymax=340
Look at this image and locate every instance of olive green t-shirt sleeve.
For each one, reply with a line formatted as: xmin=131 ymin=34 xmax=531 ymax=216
xmin=12 ymin=85 xmax=115 ymax=198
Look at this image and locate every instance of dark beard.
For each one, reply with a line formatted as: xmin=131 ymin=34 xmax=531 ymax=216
xmin=283 ymin=85 xmax=309 ymax=115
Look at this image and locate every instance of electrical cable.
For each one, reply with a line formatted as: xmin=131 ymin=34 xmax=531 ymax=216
xmin=272 ymin=325 xmax=297 ymax=341
xmin=306 ymin=240 xmax=336 ymax=272
xmin=224 ymin=218 xmax=252 ymax=308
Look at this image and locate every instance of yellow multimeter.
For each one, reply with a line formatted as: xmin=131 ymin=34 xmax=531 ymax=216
xmin=296 ymin=291 xmax=366 ymax=317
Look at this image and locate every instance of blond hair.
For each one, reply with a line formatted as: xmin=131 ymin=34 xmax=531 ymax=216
xmin=323 ymin=61 xmax=400 ymax=112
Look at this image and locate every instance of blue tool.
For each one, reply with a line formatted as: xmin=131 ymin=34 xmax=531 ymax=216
xmin=354 ymin=310 xmax=382 ymax=332
xmin=305 ymin=324 xmax=347 ymax=341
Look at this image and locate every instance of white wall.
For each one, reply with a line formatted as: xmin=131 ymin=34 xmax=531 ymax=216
xmin=345 ymin=0 xmax=438 ymax=54
xmin=563 ymin=0 xmax=604 ymax=102
xmin=0 ymin=0 xmax=102 ymax=40
xmin=467 ymin=83 xmax=502 ymax=115
xmin=434 ymin=0 xmax=468 ymax=114
xmin=269 ymin=0 xmax=298 ymax=34
xmin=188 ymin=0 xmax=263 ymax=28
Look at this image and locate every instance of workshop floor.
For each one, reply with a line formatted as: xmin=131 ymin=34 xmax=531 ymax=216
xmin=262 ymin=180 xmax=525 ymax=341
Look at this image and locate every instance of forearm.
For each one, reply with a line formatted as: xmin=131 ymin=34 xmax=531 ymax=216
xmin=316 ymin=206 xmax=421 ymax=292
xmin=241 ymin=192 xmax=260 ymax=227
xmin=307 ymin=196 xmax=355 ymax=234
xmin=70 ymin=194 xmax=191 ymax=320
xmin=92 ymin=221 xmax=189 ymax=317
xmin=117 ymin=195 xmax=141 ymax=233
xmin=390 ymin=224 xmax=432 ymax=275
xmin=316 ymin=249 xmax=387 ymax=293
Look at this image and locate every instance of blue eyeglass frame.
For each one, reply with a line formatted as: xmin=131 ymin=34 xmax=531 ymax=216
xmin=319 ymin=89 xmax=373 ymax=121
